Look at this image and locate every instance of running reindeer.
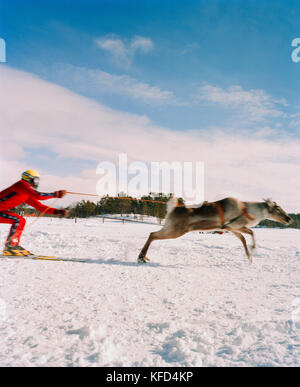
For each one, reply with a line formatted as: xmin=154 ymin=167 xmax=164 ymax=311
xmin=138 ymin=197 xmax=292 ymax=263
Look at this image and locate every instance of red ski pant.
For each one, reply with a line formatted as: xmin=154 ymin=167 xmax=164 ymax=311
xmin=0 ymin=211 xmax=26 ymax=246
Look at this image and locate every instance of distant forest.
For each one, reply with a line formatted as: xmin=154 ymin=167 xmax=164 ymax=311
xmin=15 ymin=193 xmax=300 ymax=229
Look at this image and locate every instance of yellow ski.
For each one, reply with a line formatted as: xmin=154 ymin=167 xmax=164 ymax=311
xmin=0 ymin=255 xmax=88 ymax=263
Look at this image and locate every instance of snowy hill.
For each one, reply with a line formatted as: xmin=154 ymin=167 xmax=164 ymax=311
xmin=0 ymin=217 xmax=299 ymax=366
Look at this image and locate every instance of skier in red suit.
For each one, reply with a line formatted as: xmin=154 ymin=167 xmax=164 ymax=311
xmin=0 ymin=170 xmax=68 ymax=256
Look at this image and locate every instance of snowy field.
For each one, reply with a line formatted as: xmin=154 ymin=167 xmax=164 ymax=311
xmin=0 ymin=217 xmax=299 ymax=367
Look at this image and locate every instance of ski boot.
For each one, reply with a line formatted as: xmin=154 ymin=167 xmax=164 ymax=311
xmin=2 ymin=244 xmax=34 ymax=256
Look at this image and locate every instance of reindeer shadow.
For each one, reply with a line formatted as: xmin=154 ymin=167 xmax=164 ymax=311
xmin=59 ymin=256 xmax=185 ymax=269
xmin=60 ymin=256 xmax=166 ymax=268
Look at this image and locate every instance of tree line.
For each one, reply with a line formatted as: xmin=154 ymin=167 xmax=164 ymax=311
xmin=258 ymin=214 xmax=300 ymax=229
xmin=66 ymin=193 xmax=185 ymax=223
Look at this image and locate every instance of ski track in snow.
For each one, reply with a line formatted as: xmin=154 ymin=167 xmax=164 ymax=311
xmin=0 ymin=218 xmax=299 ymax=367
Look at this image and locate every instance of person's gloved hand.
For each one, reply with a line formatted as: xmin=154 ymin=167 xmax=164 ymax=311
xmin=54 ymin=209 xmax=68 ymax=218
xmin=55 ymin=190 xmax=67 ymax=198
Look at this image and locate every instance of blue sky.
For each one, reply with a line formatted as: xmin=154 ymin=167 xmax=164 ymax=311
xmin=1 ymin=0 xmax=299 ymax=130
xmin=1 ymin=0 xmax=300 ymax=209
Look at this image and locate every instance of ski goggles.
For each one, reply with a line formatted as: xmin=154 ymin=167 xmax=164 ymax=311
xmin=32 ymin=176 xmax=40 ymax=188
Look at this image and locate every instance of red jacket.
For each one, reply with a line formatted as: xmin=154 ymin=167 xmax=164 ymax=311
xmin=0 ymin=180 xmax=57 ymax=214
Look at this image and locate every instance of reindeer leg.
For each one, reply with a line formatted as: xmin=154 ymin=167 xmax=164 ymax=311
xmin=226 ymin=227 xmax=253 ymax=263
xmin=138 ymin=228 xmax=185 ymax=263
xmin=138 ymin=233 xmax=155 ymax=263
xmin=238 ymin=226 xmax=256 ymax=251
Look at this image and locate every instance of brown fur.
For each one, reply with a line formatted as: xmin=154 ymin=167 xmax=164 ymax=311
xmin=138 ymin=197 xmax=291 ymax=264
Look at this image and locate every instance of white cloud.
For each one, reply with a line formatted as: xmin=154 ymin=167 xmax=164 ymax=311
xmin=289 ymin=111 xmax=300 ymax=129
xmin=53 ymin=64 xmax=177 ymax=104
xmin=95 ymin=35 xmax=153 ymax=66
xmin=130 ymin=36 xmax=153 ymax=53
xmin=194 ymin=83 xmax=287 ymax=122
xmin=96 ymin=37 xmax=127 ymax=60
xmin=1 ymin=65 xmax=299 ymax=212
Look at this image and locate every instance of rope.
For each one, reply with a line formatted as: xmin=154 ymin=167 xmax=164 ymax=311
xmin=66 ymin=191 xmax=99 ymax=197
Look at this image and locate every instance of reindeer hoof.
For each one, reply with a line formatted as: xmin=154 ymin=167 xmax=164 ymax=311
xmin=138 ymin=254 xmax=150 ymax=263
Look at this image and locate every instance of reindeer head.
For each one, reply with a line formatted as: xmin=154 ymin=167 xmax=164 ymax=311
xmin=263 ymin=199 xmax=292 ymax=225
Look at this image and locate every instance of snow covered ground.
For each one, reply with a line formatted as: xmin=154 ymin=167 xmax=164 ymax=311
xmin=0 ymin=217 xmax=299 ymax=367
